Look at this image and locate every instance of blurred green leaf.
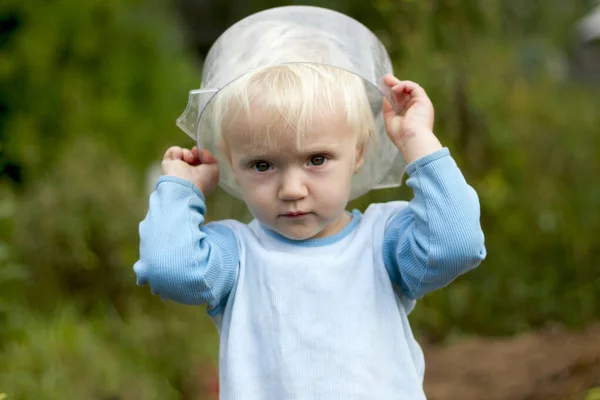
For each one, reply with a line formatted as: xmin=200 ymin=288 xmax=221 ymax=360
xmin=0 ymin=0 xmax=599 ymax=396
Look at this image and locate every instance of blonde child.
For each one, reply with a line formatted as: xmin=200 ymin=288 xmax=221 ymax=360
xmin=134 ymin=60 xmax=485 ymax=398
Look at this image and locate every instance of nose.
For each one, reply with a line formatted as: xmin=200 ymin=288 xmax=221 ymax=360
xmin=278 ymin=169 xmax=308 ymax=201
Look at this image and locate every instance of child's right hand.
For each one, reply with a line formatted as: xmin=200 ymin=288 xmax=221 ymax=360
xmin=161 ymin=146 xmax=219 ymax=196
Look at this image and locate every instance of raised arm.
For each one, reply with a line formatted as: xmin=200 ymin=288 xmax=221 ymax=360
xmin=134 ymin=176 xmax=239 ymax=313
xmin=134 ymin=146 xmax=239 ymax=314
xmin=382 ymin=149 xmax=486 ymax=299
xmin=380 ymin=76 xmax=486 ymax=299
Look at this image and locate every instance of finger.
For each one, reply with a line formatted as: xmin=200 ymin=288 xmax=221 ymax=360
xmin=189 ymin=146 xmax=202 ymax=166
xmin=392 ymin=80 xmax=429 ymax=101
xmin=383 ymin=74 xmax=402 ymax=88
xmin=200 ymin=149 xmax=218 ymax=164
xmin=382 ymin=96 xmax=397 ymax=120
xmin=393 ymin=81 xmax=431 ymax=113
xmin=164 ymin=146 xmax=183 ymax=161
xmin=389 ymin=84 xmax=412 ymax=114
xmin=382 ymin=97 xmax=401 ymax=137
xmin=182 ymin=148 xmax=195 ymax=164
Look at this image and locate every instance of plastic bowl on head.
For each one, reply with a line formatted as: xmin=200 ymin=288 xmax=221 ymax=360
xmin=176 ymin=5 xmax=406 ymax=200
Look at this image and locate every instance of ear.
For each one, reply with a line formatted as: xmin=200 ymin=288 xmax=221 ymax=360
xmin=354 ymin=143 xmax=365 ymax=174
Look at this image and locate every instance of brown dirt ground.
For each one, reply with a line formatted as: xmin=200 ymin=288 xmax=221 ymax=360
xmin=184 ymin=324 xmax=600 ymax=399
xmin=422 ymin=323 xmax=600 ymax=400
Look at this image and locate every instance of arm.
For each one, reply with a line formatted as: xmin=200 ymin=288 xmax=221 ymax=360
xmin=133 ymin=175 xmax=239 ymax=312
xmin=380 ymin=75 xmax=485 ymax=299
xmin=382 ymin=148 xmax=486 ymax=299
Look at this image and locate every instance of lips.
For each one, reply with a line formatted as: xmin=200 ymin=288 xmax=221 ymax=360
xmin=284 ymin=211 xmax=308 ymax=218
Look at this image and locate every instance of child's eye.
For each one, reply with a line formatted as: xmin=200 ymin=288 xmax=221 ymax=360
xmin=251 ymin=161 xmax=272 ymax=172
xmin=308 ymin=155 xmax=327 ymax=166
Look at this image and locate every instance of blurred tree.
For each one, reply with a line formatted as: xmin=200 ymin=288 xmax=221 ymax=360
xmin=175 ymin=0 xmax=388 ymax=59
xmin=0 ymin=11 xmax=22 ymax=184
xmin=0 ymin=0 xmax=197 ymax=186
xmin=1 ymin=0 xmax=599 ymax=397
xmin=0 ymin=0 xmax=200 ymax=312
xmin=176 ymin=0 xmax=254 ymax=58
xmin=0 ymin=0 xmax=220 ymax=397
xmin=365 ymin=0 xmax=600 ymax=339
xmin=570 ymin=4 xmax=600 ymax=81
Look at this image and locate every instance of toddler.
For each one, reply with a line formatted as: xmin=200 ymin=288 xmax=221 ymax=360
xmin=134 ymin=56 xmax=486 ymax=399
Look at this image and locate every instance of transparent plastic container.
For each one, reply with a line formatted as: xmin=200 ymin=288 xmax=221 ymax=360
xmin=177 ymin=6 xmax=405 ymax=200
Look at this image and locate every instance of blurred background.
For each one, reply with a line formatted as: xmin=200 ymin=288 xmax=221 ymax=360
xmin=0 ymin=0 xmax=599 ymax=399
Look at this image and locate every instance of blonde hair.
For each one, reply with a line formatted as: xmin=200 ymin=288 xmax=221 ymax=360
xmin=201 ymin=63 xmax=376 ymax=156
xmin=196 ymin=19 xmax=377 ymax=155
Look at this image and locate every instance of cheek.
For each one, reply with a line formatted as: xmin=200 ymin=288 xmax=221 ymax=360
xmin=334 ymin=162 xmax=355 ymax=200
xmin=238 ymin=174 xmax=275 ymax=206
xmin=338 ymin=158 xmax=357 ymax=185
xmin=241 ymin=188 xmax=266 ymax=217
xmin=314 ymin=167 xmax=352 ymax=202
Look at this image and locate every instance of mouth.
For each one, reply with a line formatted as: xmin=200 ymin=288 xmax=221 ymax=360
xmin=282 ymin=211 xmax=309 ymax=218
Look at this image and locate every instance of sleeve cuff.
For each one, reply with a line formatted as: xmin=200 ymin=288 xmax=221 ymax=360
xmin=405 ymin=147 xmax=451 ymax=175
xmin=156 ymin=175 xmax=206 ymax=202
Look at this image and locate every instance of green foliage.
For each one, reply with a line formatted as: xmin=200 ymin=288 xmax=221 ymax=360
xmin=0 ymin=0 xmax=599 ymax=396
xmin=12 ymin=137 xmax=144 ymax=312
xmin=0 ymin=0 xmax=219 ymax=396
xmin=350 ymin=0 xmax=600 ymax=339
xmin=0 ymin=186 xmax=28 ymax=348
xmin=0 ymin=0 xmax=197 ymax=181
xmin=0 ymin=304 xmax=216 ymax=399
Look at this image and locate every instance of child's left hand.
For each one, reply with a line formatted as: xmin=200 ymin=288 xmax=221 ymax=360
xmin=382 ymin=74 xmax=442 ymax=164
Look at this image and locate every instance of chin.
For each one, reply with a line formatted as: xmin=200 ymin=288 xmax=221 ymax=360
xmin=278 ymin=227 xmax=323 ymax=241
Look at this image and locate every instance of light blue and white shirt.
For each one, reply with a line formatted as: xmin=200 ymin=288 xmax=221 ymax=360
xmin=134 ymin=148 xmax=486 ymax=399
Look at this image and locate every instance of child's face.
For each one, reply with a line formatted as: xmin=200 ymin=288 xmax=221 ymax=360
xmin=224 ymin=106 xmax=364 ymax=240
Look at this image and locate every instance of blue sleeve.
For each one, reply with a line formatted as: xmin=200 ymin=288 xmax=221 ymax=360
xmin=382 ymin=148 xmax=486 ymax=300
xmin=133 ymin=176 xmax=239 ymax=313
